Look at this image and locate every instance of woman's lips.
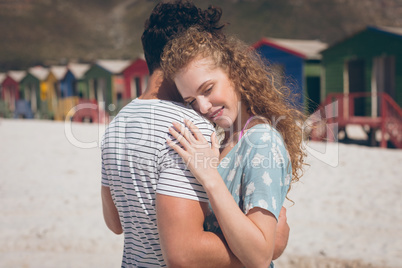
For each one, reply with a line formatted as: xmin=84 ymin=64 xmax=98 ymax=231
xmin=210 ymin=106 xmax=224 ymax=120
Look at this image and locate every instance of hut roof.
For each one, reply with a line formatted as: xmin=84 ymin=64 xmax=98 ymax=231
xmin=369 ymin=26 xmax=402 ymax=38
xmin=29 ymin=66 xmax=49 ymax=81
xmin=50 ymin=66 xmax=68 ymax=80
xmin=321 ymin=25 xmax=402 ymax=54
xmin=67 ymin=63 xmax=90 ymax=79
xmin=0 ymin=73 xmax=6 ymax=84
xmin=253 ymin=38 xmax=328 ymax=60
xmin=96 ymin=59 xmax=132 ymax=74
xmin=8 ymin=70 xmax=27 ymax=82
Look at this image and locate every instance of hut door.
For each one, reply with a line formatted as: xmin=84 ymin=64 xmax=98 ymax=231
xmin=131 ymin=77 xmax=141 ymax=98
xmin=8 ymin=86 xmax=16 ymax=111
xmin=27 ymin=83 xmax=37 ymax=113
xmin=373 ymin=56 xmax=395 ymax=94
xmin=31 ymin=86 xmax=37 ymax=113
xmin=306 ymin=76 xmax=321 ymax=114
xmin=89 ymin=79 xmax=96 ymax=100
xmin=96 ymin=78 xmax=106 ymax=110
xmin=347 ymin=59 xmax=366 ymax=116
xmin=373 ymin=56 xmax=395 ymax=115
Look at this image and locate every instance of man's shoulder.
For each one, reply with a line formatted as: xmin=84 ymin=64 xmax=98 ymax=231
xmin=102 ymin=99 xmax=214 ymax=144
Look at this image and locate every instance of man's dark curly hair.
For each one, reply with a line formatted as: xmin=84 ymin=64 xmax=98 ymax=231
xmin=141 ymin=0 xmax=225 ymax=74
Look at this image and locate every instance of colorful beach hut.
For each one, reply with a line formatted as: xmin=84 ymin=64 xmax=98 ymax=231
xmin=311 ymin=26 xmax=402 ymax=148
xmin=252 ymin=38 xmax=328 ymax=113
xmin=41 ymin=66 xmax=69 ymax=120
xmin=80 ymin=60 xmax=130 ymax=123
xmin=19 ymin=70 xmax=42 ymax=118
xmin=1 ymin=70 xmax=26 ymax=118
xmin=93 ymin=59 xmax=131 ymax=111
xmin=64 ymin=63 xmax=90 ymax=98
xmin=321 ymin=26 xmax=402 ymax=113
xmin=28 ymin=66 xmax=51 ymax=119
xmin=48 ymin=65 xmax=72 ymax=120
xmin=0 ymin=73 xmax=10 ymax=117
xmin=59 ymin=63 xmax=91 ymax=121
xmin=122 ymin=57 xmax=149 ymax=101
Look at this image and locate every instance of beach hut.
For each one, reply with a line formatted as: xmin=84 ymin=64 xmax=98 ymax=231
xmin=321 ymin=26 xmax=402 ymax=113
xmin=48 ymin=65 xmax=78 ymax=121
xmin=41 ymin=66 xmax=68 ymax=120
xmin=311 ymin=26 xmax=402 ymax=148
xmin=1 ymin=70 xmax=26 ymax=118
xmin=122 ymin=57 xmax=149 ymax=103
xmin=0 ymin=73 xmax=9 ymax=117
xmin=28 ymin=66 xmax=51 ymax=119
xmin=252 ymin=38 xmax=328 ymax=113
xmin=67 ymin=63 xmax=91 ymax=99
xmin=93 ymin=59 xmax=131 ymax=110
xmin=19 ymin=70 xmax=41 ymax=119
xmin=58 ymin=63 xmax=91 ymax=121
xmin=64 ymin=63 xmax=91 ymax=98
xmin=80 ymin=60 xmax=130 ymax=123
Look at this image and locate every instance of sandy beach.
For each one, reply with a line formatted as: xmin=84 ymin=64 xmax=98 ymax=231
xmin=0 ymin=119 xmax=401 ymax=268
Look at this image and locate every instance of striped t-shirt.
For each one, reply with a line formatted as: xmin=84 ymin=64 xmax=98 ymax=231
xmin=101 ymin=98 xmax=214 ymax=267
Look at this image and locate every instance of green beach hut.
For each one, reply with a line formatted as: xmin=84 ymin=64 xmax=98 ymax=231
xmin=83 ymin=60 xmax=131 ymax=115
xmin=316 ymin=26 xmax=402 ymax=148
xmin=321 ymin=26 xmax=402 ymax=114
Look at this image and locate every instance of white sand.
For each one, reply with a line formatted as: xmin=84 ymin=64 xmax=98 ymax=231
xmin=0 ymin=119 xmax=123 ymax=268
xmin=0 ymin=119 xmax=401 ymax=268
xmin=278 ymin=141 xmax=402 ymax=268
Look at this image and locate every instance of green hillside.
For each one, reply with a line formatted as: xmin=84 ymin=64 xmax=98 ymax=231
xmin=1 ymin=0 xmax=401 ymax=71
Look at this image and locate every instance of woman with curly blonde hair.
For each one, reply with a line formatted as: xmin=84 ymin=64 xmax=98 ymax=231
xmin=162 ymin=27 xmax=305 ymax=268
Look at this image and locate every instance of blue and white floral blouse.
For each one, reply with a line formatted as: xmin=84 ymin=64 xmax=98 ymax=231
xmin=204 ymin=124 xmax=292 ymax=268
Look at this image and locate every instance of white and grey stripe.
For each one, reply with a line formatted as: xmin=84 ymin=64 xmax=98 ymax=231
xmin=101 ymin=98 xmax=213 ymax=267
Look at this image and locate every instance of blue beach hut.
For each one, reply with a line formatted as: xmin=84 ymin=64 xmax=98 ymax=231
xmin=252 ymin=38 xmax=328 ymax=113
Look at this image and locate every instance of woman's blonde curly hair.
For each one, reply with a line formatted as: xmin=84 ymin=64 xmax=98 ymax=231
xmin=161 ymin=27 xmax=306 ymax=190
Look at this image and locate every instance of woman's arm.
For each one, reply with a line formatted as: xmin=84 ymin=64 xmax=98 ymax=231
xmin=167 ymin=120 xmax=277 ymax=267
xmin=200 ymin=170 xmax=277 ymax=268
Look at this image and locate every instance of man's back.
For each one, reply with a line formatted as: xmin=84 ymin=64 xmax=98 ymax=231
xmin=101 ymin=98 xmax=213 ymax=267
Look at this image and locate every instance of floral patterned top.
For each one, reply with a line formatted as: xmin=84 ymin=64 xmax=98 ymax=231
xmin=204 ymin=124 xmax=292 ymax=268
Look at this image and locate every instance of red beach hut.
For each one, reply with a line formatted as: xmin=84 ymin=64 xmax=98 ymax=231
xmin=122 ymin=57 xmax=149 ymax=101
xmin=1 ymin=70 xmax=26 ymax=117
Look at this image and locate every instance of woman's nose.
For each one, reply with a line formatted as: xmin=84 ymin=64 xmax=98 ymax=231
xmin=197 ymin=96 xmax=212 ymax=114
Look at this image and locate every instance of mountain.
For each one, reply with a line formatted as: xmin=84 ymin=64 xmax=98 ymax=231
xmin=1 ymin=0 xmax=402 ymax=71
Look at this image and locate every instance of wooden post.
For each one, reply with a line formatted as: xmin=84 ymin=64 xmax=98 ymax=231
xmin=380 ymin=93 xmax=387 ymax=148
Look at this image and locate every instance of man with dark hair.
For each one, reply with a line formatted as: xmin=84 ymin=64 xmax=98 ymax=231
xmin=101 ymin=1 xmax=289 ymax=267
xmin=141 ymin=0 xmax=224 ymax=75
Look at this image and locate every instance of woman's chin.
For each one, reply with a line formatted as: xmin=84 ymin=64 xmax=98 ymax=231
xmin=214 ymin=120 xmax=233 ymax=130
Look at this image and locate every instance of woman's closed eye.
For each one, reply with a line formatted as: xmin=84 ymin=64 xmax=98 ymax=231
xmin=183 ymin=98 xmax=196 ymax=107
xmin=204 ymin=86 xmax=213 ymax=95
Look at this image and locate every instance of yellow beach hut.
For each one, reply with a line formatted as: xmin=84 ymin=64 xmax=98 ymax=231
xmin=29 ymin=66 xmax=50 ymax=119
xmin=49 ymin=66 xmax=69 ymax=120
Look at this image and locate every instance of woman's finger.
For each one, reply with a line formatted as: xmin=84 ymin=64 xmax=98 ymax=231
xmin=166 ymin=138 xmax=190 ymax=162
xmin=184 ymin=118 xmax=205 ymax=142
xmin=172 ymin=121 xmax=196 ymax=144
xmin=168 ymin=126 xmax=191 ymax=150
xmin=211 ymin=132 xmax=220 ymax=154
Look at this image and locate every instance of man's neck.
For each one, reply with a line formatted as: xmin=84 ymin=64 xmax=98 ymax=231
xmin=139 ymin=69 xmax=183 ymax=102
